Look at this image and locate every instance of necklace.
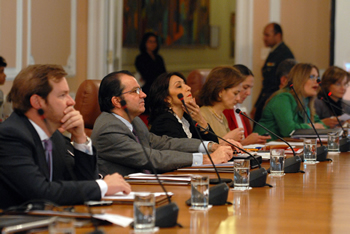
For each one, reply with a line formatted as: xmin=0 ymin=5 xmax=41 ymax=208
xmin=209 ymin=107 xmax=224 ymax=124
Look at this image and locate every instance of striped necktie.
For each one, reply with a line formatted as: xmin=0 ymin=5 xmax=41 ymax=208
xmin=43 ymin=139 xmax=53 ymax=181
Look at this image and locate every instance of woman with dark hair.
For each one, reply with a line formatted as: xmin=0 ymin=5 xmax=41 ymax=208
xmin=198 ymin=66 xmax=246 ymax=142
xmin=135 ymin=32 xmax=166 ymax=113
xmin=148 ymin=72 xmax=218 ymax=142
xmin=223 ymin=64 xmax=271 ymax=145
xmin=314 ymin=66 xmax=350 ymax=128
xmin=254 ymin=63 xmax=326 ymax=140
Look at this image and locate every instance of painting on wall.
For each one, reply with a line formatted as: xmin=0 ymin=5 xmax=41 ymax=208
xmin=123 ymin=0 xmax=210 ymax=47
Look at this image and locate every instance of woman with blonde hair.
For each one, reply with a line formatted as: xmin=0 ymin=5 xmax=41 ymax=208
xmin=198 ymin=66 xmax=246 ymax=142
xmin=254 ymin=63 xmax=325 ymax=140
xmin=314 ymin=66 xmax=350 ymax=128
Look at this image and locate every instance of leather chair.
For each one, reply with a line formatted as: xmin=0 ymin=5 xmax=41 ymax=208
xmin=74 ymin=80 xmax=101 ymax=137
xmin=186 ymin=69 xmax=211 ymax=99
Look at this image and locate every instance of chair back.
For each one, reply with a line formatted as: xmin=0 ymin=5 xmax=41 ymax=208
xmin=74 ymin=80 xmax=101 ymax=136
xmin=186 ymin=69 xmax=211 ymax=99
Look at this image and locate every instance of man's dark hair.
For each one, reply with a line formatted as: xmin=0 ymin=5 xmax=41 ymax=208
xmin=272 ymin=22 xmax=283 ymax=36
xmin=0 ymin=56 xmax=7 ymax=67
xmin=98 ymin=70 xmax=134 ymax=113
xmin=276 ymin=59 xmax=297 ymax=79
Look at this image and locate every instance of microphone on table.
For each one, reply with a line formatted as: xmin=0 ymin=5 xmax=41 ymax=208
xmin=120 ymin=100 xmax=180 ymax=228
xmin=177 ymin=93 xmax=229 ymax=206
xmin=317 ymin=79 xmax=350 ymax=152
xmin=38 ymin=109 xmax=105 ymax=234
xmin=235 ymin=109 xmax=304 ymax=173
xmin=195 ymin=123 xmax=271 ymax=188
xmin=289 ymin=84 xmax=330 ymax=161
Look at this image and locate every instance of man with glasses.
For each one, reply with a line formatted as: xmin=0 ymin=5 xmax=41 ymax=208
xmin=91 ymin=70 xmax=234 ymax=176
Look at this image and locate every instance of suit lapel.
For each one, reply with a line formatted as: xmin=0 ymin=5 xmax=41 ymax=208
xmin=21 ymin=116 xmax=51 ymax=180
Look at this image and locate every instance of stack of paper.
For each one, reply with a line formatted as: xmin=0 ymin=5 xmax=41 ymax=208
xmin=124 ymin=173 xmax=192 ymax=185
xmin=103 ymin=191 xmax=174 ymax=206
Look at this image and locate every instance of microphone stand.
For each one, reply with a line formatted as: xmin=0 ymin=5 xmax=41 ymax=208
xmin=196 ymin=124 xmax=271 ymax=187
xmin=177 ymin=93 xmax=229 ymax=206
xmin=236 ymin=109 xmax=304 ymax=173
xmin=289 ymin=84 xmax=330 ymax=161
xmin=120 ymin=100 xmax=180 ymax=228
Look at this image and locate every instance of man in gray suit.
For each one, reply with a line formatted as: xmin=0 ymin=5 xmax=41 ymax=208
xmin=91 ymin=71 xmax=234 ymax=176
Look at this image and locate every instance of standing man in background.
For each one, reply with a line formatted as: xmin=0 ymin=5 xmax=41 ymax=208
xmin=251 ymin=22 xmax=294 ymax=124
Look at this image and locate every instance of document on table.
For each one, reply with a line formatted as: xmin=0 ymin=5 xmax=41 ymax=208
xmin=339 ymin=113 xmax=350 ymax=122
xmin=93 ymin=213 xmax=133 ymax=228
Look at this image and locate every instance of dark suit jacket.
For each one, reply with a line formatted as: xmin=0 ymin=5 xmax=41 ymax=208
xmin=91 ymin=112 xmax=202 ymax=176
xmin=150 ymin=112 xmax=218 ymax=142
xmin=0 ymin=112 xmax=101 ymax=209
xmin=254 ymin=42 xmax=294 ymax=123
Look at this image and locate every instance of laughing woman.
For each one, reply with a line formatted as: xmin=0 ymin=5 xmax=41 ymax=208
xmin=254 ymin=63 xmax=326 ymax=140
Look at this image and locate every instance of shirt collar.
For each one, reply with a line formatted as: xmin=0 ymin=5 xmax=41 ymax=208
xmin=112 ymin=112 xmax=133 ymax=132
xmin=28 ymin=119 xmax=50 ymax=141
xmin=270 ymin=42 xmax=282 ymax=52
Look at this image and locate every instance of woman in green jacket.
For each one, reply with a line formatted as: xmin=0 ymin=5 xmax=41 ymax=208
xmin=254 ymin=63 xmax=325 ymax=140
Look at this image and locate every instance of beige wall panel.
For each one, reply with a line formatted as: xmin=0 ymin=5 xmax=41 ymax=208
xmin=0 ymin=0 xmax=17 ymax=66
xmin=30 ymin=0 xmax=71 ymax=65
xmin=251 ymin=0 xmax=269 ymax=106
xmin=67 ymin=0 xmax=88 ymax=93
xmin=281 ymin=0 xmax=330 ymax=69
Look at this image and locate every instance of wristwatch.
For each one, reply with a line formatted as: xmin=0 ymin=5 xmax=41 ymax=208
xmin=200 ymin=124 xmax=210 ymax=134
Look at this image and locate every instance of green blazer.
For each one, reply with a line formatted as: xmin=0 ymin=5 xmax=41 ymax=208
xmin=253 ymin=91 xmax=324 ymax=141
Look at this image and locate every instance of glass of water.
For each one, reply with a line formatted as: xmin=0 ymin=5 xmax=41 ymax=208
xmin=133 ymin=192 xmax=155 ymax=232
xmin=191 ymin=175 xmax=209 ymax=210
xmin=49 ymin=217 xmax=75 ymax=234
xmin=328 ymin=132 xmax=340 ymax=153
xmin=270 ymin=149 xmax=285 ymax=176
xmin=233 ymin=159 xmax=251 ymax=191
xmin=304 ymin=138 xmax=317 ymax=164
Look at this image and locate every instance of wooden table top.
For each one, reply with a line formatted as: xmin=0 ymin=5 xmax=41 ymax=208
xmin=75 ymin=152 xmax=349 ymax=234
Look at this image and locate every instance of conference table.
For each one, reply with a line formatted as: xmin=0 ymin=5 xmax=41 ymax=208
xmin=71 ymin=151 xmax=350 ymax=234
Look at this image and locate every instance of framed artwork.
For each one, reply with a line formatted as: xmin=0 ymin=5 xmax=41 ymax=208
xmin=123 ymin=0 xmax=210 ymax=47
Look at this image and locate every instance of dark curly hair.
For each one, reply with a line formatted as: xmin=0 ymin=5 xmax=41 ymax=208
xmin=148 ymin=72 xmax=186 ymax=124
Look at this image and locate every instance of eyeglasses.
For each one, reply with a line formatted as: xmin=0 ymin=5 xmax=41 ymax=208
xmin=121 ymin=87 xmax=142 ymax=95
xmin=334 ymin=82 xmax=350 ymax=88
xmin=309 ymin=75 xmax=320 ymax=80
